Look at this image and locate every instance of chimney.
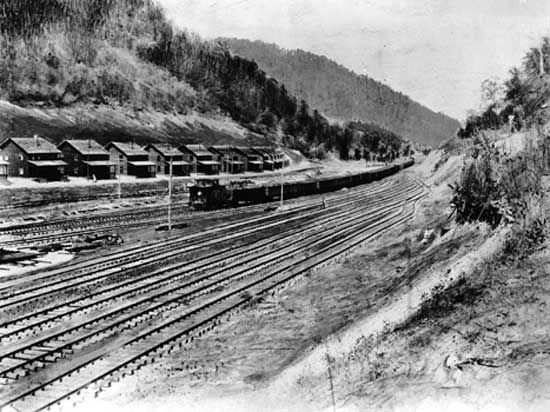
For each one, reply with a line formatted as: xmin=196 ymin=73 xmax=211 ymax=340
xmin=88 ymin=138 xmax=92 ymax=148
xmin=34 ymin=134 xmax=40 ymax=147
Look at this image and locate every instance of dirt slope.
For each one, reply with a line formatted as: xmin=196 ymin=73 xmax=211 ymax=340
xmin=0 ymin=100 xmax=271 ymax=147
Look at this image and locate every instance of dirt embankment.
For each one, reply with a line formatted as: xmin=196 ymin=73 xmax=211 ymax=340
xmin=263 ymin=143 xmax=550 ymax=412
xmin=0 ymin=100 xmax=270 ymax=147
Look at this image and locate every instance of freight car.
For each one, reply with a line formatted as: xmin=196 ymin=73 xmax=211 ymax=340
xmin=188 ymin=159 xmax=414 ymax=210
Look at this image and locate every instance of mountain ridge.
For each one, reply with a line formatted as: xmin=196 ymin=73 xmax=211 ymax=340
xmin=220 ymin=38 xmax=460 ymax=147
xmin=0 ymin=0 xmax=413 ymax=160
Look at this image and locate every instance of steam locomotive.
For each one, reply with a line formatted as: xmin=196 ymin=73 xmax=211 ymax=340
xmin=188 ymin=159 xmax=414 ymax=210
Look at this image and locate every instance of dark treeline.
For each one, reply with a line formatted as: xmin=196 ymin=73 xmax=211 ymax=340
xmin=0 ymin=0 xmax=406 ymax=160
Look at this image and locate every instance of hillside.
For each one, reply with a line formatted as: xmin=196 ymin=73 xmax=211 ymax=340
xmin=0 ymin=0 xmax=407 ymax=160
xmin=221 ymin=38 xmax=461 ymax=147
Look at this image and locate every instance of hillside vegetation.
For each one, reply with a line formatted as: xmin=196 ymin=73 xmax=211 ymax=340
xmin=451 ymin=34 xmax=550 ymax=258
xmin=458 ymin=36 xmax=550 ymax=138
xmin=265 ymin=34 xmax=550 ymax=412
xmin=0 ymin=0 xmax=408 ymax=159
xmin=221 ymin=38 xmax=461 ymax=148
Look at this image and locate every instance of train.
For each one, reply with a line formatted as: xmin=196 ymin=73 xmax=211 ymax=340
xmin=188 ymin=158 xmax=415 ymax=210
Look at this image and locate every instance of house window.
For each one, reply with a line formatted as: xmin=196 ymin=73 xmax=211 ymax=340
xmin=19 ymin=168 xmax=24 ymax=175
xmin=120 ymin=165 xmax=123 ymax=173
xmin=74 ymin=167 xmax=78 ymax=174
xmin=74 ymin=155 xmax=78 ymax=161
xmin=157 ymin=155 xmax=161 ymax=161
xmin=19 ymin=154 xmax=24 ymax=161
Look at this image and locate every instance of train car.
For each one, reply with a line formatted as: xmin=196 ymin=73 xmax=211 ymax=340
xmin=189 ymin=159 xmax=415 ymax=210
xmin=188 ymin=178 xmax=231 ymax=210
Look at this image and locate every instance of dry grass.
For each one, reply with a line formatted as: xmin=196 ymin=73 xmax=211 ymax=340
xmin=326 ymin=236 xmax=550 ymax=412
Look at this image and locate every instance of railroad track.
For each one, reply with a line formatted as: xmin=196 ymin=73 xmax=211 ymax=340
xmin=0 ymin=177 xmax=401 ymax=291
xmin=0 ymin=192 xmax=333 ymax=247
xmin=0 ymin=183 xmax=419 ymax=330
xmin=0 ymin=175 xmax=398 ymax=247
xmin=0 ymin=175 xmax=425 ymax=411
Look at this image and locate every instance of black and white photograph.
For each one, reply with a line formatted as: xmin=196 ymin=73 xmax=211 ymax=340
xmin=0 ymin=1 xmax=549 ymax=411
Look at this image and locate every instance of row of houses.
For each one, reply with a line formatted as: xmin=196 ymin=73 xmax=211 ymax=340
xmin=0 ymin=136 xmax=290 ymax=181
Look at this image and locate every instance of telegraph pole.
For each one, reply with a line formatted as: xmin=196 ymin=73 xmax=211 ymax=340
xmin=117 ymin=157 xmax=122 ymax=202
xmin=280 ymin=166 xmax=284 ymax=209
xmin=168 ymin=158 xmax=173 ymax=230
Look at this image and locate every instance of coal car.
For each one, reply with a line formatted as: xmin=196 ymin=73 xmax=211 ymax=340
xmin=188 ymin=159 xmax=414 ymax=210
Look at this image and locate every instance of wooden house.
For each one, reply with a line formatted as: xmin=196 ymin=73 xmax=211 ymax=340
xmin=105 ymin=142 xmax=156 ymax=178
xmin=208 ymin=146 xmax=246 ymax=174
xmin=179 ymin=144 xmax=220 ymax=175
xmin=0 ymin=136 xmax=67 ymax=180
xmin=236 ymin=146 xmax=264 ymax=172
xmin=58 ymin=139 xmax=116 ymax=180
xmin=0 ymin=160 xmax=7 ymax=181
xmin=252 ymin=147 xmax=280 ymax=171
xmin=144 ymin=143 xmax=192 ymax=176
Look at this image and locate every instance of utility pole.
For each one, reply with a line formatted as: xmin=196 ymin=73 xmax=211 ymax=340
xmin=117 ymin=157 xmax=122 ymax=202
xmin=168 ymin=158 xmax=173 ymax=231
xmin=280 ymin=166 xmax=284 ymax=209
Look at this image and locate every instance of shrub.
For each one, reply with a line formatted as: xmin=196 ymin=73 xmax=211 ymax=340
xmin=452 ymin=130 xmax=549 ymax=256
xmin=450 ymin=135 xmax=501 ymax=227
xmin=502 ymin=194 xmax=548 ymax=259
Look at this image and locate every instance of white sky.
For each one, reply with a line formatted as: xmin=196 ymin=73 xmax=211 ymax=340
xmin=156 ymin=0 xmax=550 ymax=121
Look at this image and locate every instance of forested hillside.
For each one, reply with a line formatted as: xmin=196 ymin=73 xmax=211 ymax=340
xmin=221 ymin=38 xmax=461 ymax=148
xmin=0 ymin=0 xmax=409 ymax=159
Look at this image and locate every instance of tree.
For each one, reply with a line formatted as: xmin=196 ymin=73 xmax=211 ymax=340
xmin=480 ymin=78 xmax=504 ymax=111
xmin=335 ymin=127 xmax=353 ymax=160
xmin=258 ymin=108 xmax=276 ymax=128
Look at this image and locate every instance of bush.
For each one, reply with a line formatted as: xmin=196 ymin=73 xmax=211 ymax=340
xmin=502 ymin=194 xmax=548 ymax=259
xmin=450 ymin=136 xmax=501 ymax=227
xmin=452 ymin=130 xmax=549 ymax=256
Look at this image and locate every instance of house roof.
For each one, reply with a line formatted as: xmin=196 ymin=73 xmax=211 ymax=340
xmin=82 ymin=160 xmax=117 ymax=166
xmin=235 ymin=146 xmax=261 ymax=157
xmin=60 ymin=139 xmax=108 ymax=156
xmin=209 ymin=145 xmax=246 ymax=156
xmin=106 ymin=142 xmax=148 ymax=157
xmin=198 ymin=160 xmax=221 ymax=166
xmin=252 ymin=146 xmax=278 ymax=156
xmin=1 ymin=137 xmax=61 ymax=154
xmin=28 ymin=160 xmax=67 ymax=167
xmin=181 ymin=144 xmax=214 ymax=157
xmin=129 ymin=161 xmax=156 ymax=167
xmin=145 ymin=143 xmax=182 ymax=157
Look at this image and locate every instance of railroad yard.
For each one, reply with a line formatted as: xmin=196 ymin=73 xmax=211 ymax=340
xmin=0 ymin=159 xmax=428 ymax=411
